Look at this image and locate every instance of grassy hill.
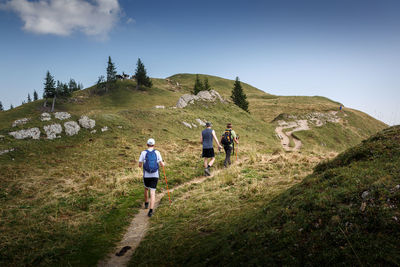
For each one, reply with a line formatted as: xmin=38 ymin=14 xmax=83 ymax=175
xmin=129 ymin=125 xmax=400 ymax=266
xmin=0 ymin=74 xmax=387 ymax=266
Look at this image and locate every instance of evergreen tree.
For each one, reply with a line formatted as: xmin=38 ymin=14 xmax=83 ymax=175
xmin=135 ymin=58 xmax=152 ymax=89
xmin=22 ymin=100 xmax=26 ymax=105
xmin=231 ymin=77 xmax=249 ymax=112
xmin=27 ymin=93 xmax=32 ymax=102
xmin=0 ymin=101 xmax=3 ymax=111
xmin=33 ymin=90 xmax=38 ymax=101
xmin=10 ymin=104 xmax=14 ymax=109
xmin=192 ymin=74 xmax=204 ymax=95
xmin=203 ymin=77 xmax=212 ymax=91
xmin=68 ymin=79 xmax=78 ymax=91
xmin=106 ymin=56 xmax=117 ymax=83
xmin=43 ymin=71 xmax=56 ymax=108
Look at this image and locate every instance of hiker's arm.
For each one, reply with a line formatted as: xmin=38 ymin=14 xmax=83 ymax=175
xmin=159 ymin=161 xmax=165 ymax=167
xmin=138 ymin=162 xmax=143 ymax=168
xmin=234 ymin=137 xmax=239 ymax=144
xmin=212 ymin=130 xmax=222 ymax=148
xmin=200 ymin=135 xmax=203 ymax=144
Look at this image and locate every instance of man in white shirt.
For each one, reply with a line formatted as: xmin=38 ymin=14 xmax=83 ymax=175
xmin=138 ymin=138 xmax=165 ymax=217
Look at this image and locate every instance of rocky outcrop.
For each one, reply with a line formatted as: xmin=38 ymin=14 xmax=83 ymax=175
xmin=54 ymin=112 xmax=71 ymax=120
xmin=9 ymin=128 xmax=40 ymax=140
xmin=41 ymin=113 xmax=51 ymax=121
xmin=176 ymin=90 xmax=224 ymax=108
xmin=196 ymin=119 xmax=206 ymax=126
xmin=79 ymin=116 xmax=95 ymax=129
xmin=44 ymin=124 xmax=62 ymax=139
xmin=64 ymin=121 xmax=80 ymax=136
xmin=0 ymin=148 xmax=14 ymax=155
xmin=12 ymin=118 xmax=30 ymax=127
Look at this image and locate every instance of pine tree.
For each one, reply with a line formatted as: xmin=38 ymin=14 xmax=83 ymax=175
xmin=27 ymin=93 xmax=32 ymax=102
xmin=106 ymin=56 xmax=117 ymax=83
xmin=231 ymin=77 xmax=249 ymax=112
xmin=33 ymin=90 xmax=38 ymax=101
xmin=203 ymin=77 xmax=212 ymax=91
xmin=192 ymin=74 xmax=204 ymax=95
xmin=135 ymin=58 xmax=152 ymax=89
xmin=0 ymin=101 xmax=3 ymax=111
xmin=43 ymin=71 xmax=56 ymax=108
xmin=10 ymin=104 xmax=14 ymax=109
xmin=68 ymin=79 xmax=78 ymax=91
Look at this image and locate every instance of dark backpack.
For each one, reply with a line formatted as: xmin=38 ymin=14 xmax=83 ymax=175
xmin=143 ymin=150 xmax=159 ymax=173
xmin=221 ymin=129 xmax=233 ymax=146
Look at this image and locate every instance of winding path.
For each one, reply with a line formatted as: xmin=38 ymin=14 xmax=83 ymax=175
xmin=275 ymin=120 xmax=309 ymax=151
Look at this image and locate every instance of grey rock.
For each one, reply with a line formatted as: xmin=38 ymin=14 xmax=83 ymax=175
xmin=196 ymin=118 xmax=206 ymax=126
xmin=40 ymin=113 xmax=51 ymax=121
xmin=101 ymin=126 xmax=109 ymax=132
xmin=54 ymin=112 xmax=71 ymax=120
xmin=0 ymin=148 xmax=14 ymax=155
xmin=79 ymin=116 xmax=95 ymax=129
xmin=361 ymin=191 xmax=369 ymax=199
xmin=12 ymin=118 xmax=30 ymax=127
xmin=44 ymin=123 xmax=62 ymax=139
xmin=182 ymin=122 xmax=192 ymax=128
xmin=154 ymin=105 xmax=165 ymax=109
xmin=176 ymin=90 xmax=224 ymax=108
xmin=64 ymin=121 xmax=80 ymax=136
xmin=9 ymin=128 xmax=41 ymax=140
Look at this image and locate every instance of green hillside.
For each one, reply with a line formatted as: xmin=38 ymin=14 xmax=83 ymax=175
xmin=130 ymin=125 xmax=400 ymax=265
xmin=0 ymin=74 xmax=387 ymax=266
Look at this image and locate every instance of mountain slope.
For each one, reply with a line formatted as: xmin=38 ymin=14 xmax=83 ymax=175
xmin=0 ymin=74 xmax=387 ymax=265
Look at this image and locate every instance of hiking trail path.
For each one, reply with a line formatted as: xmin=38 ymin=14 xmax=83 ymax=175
xmin=275 ymin=120 xmax=309 ymax=151
xmin=97 ymin=167 xmax=229 ymax=267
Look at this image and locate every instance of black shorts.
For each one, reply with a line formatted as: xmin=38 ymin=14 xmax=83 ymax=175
xmin=202 ymin=148 xmax=215 ymax=158
xmin=143 ymin=178 xmax=158 ymax=190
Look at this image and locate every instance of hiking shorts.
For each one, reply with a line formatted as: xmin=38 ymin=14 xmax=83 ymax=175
xmin=202 ymin=148 xmax=215 ymax=158
xmin=143 ymin=177 xmax=158 ymax=190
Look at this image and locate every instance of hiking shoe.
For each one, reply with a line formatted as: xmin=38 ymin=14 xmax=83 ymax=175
xmin=144 ymin=202 xmax=149 ymax=209
xmin=147 ymin=209 xmax=153 ymax=217
xmin=204 ymin=168 xmax=211 ymax=176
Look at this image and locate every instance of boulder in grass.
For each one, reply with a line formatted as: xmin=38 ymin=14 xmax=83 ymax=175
xmin=79 ymin=116 xmax=95 ymax=129
xmin=44 ymin=124 xmax=62 ymax=139
xmin=64 ymin=121 xmax=80 ymax=136
xmin=12 ymin=118 xmax=30 ymax=127
xmin=182 ymin=122 xmax=192 ymax=128
xmin=41 ymin=113 xmax=51 ymax=121
xmin=54 ymin=112 xmax=71 ymax=120
xmin=9 ymin=128 xmax=41 ymax=140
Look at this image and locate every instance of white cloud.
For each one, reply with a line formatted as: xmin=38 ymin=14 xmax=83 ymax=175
xmin=1 ymin=0 xmax=121 ymax=37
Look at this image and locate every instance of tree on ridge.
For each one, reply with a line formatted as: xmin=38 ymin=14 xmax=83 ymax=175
xmin=231 ymin=76 xmax=249 ymax=112
xmin=135 ymin=58 xmax=152 ymax=90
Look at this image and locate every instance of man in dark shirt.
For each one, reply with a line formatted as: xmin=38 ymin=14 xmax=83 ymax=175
xmin=200 ymin=122 xmax=222 ymax=176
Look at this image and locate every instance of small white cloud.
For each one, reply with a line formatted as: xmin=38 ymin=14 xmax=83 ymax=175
xmin=126 ymin=17 xmax=135 ymax=24
xmin=1 ymin=0 xmax=121 ymax=38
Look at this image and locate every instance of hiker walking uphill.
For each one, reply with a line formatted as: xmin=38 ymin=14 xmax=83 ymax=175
xmin=138 ymin=138 xmax=165 ymax=217
xmin=221 ymin=123 xmax=239 ymax=167
xmin=201 ymin=122 xmax=222 ymax=176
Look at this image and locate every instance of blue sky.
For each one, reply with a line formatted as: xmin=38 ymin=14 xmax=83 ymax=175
xmin=0 ymin=0 xmax=399 ymax=125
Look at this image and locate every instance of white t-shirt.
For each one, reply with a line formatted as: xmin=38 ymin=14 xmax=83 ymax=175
xmin=139 ymin=148 xmax=163 ymax=178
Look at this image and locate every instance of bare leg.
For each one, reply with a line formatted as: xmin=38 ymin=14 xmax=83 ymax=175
xmin=204 ymin=158 xmax=208 ymax=168
xmin=149 ymin=189 xmax=156 ymax=209
xmin=208 ymin=157 xmax=215 ymax=167
xmin=144 ymin=187 xmax=149 ymax=203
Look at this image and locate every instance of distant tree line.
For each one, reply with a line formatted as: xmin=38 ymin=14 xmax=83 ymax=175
xmin=43 ymin=71 xmax=83 ymax=112
xmin=96 ymin=56 xmax=152 ymax=93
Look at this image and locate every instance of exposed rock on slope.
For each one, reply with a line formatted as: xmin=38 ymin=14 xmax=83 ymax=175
xmin=9 ymin=128 xmax=41 ymax=140
xmin=176 ymin=90 xmax=225 ymax=108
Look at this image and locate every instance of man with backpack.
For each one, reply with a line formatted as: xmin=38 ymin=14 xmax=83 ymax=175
xmin=221 ymin=123 xmax=239 ymax=167
xmin=201 ymin=122 xmax=223 ymax=176
xmin=138 ymin=138 xmax=165 ymax=217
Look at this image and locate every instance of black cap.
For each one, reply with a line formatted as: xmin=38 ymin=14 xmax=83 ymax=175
xmin=205 ymin=122 xmax=212 ymax=127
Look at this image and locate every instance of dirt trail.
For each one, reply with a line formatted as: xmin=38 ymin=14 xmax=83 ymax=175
xmin=97 ymin=170 xmax=224 ymax=267
xmin=275 ymin=120 xmax=309 ymax=151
